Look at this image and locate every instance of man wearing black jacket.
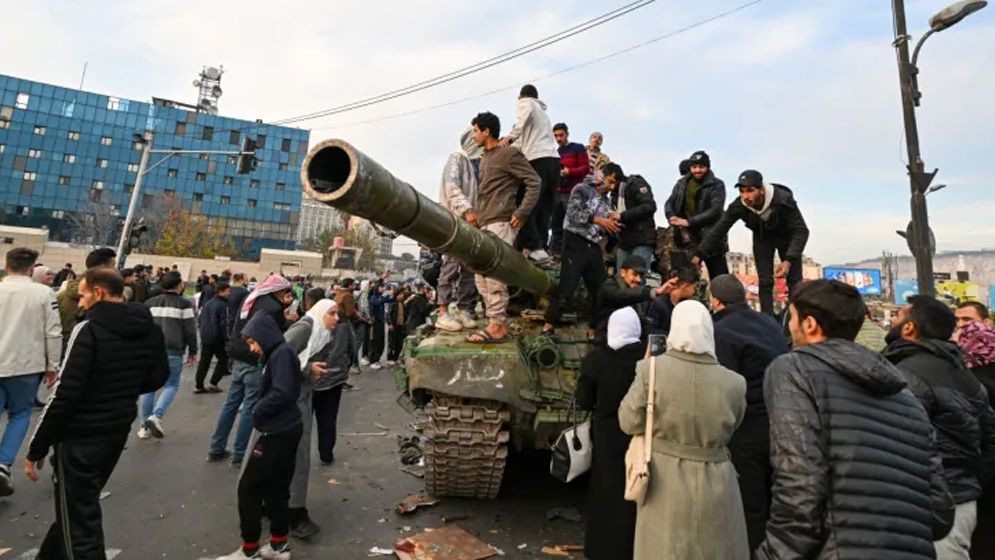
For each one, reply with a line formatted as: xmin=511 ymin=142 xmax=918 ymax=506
xmin=603 ymin=163 xmax=657 ymax=272
xmin=695 ymin=169 xmax=809 ymax=316
xmin=25 ymin=268 xmax=169 ymax=560
xmin=593 ymin=256 xmax=675 ymax=344
xmin=664 ymin=150 xmax=728 ymax=278
xmin=709 ymin=274 xmax=789 ymax=552
xmin=195 ymin=281 xmax=231 ymax=394
xmin=884 ymin=295 xmax=995 ymax=559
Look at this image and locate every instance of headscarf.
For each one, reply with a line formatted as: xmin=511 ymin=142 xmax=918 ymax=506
xmin=957 ymin=321 xmax=995 ymax=369
xmin=31 ymin=265 xmax=52 ymax=284
xmin=608 ymin=307 xmax=642 ymax=350
xmin=298 ymin=299 xmax=337 ymax=371
xmin=667 ymin=300 xmax=716 ymax=358
xmin=239 ymin=274 xmax=292 ymax=320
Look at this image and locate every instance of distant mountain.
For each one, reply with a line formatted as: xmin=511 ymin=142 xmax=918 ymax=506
xmin=838 ymin=250 xmax=995 ymax=287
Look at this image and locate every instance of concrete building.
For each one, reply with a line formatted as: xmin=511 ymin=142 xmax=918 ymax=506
xmin=297 ymin=194 xmax=345 ymax=244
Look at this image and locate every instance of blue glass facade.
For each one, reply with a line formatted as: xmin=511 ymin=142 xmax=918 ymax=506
xmin=0 ymin=73 xmax=309 ymax=257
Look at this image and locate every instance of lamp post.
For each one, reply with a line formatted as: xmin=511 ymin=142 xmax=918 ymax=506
xmin=891 ymin=0 xmax=986 ymax=297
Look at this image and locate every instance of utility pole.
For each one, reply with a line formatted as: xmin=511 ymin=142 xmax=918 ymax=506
xmin=892 ymin=0 xmax=937 ymax=296
xmin=116 ymin=132 xmax=153 ymax=266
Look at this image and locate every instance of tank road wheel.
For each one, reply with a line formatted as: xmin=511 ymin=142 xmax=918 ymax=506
xmin=423 ymin=395 xmax=510 ymax=499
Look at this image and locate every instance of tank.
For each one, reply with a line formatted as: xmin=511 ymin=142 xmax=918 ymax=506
xmin=302 ymin=139 xmax=590 ymax=499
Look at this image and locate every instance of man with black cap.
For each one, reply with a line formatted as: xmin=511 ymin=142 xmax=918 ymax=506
xmin=663 ymin=150 xmax=728 ymax=278
xmin=593 ymin=255 xmax=676 ymax=344
xmin=696 ymin=170 xmax=809 ymax=315
xmin=709 ymin=274 xmax=790 ymax=552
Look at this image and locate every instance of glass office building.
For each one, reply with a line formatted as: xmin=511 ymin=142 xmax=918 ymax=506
xmin=0 ymin=73 xmax=309 ymax=257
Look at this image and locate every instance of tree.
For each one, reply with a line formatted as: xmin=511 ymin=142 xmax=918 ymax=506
xmin=65 ymin=201 xmax=122 ymax=249
xmin=140 ymin=194 xmax=236 ymax=259
xmin=301 ymin=227 xmax=381 ymax=270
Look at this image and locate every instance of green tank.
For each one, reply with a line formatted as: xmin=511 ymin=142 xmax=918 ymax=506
xmin=302 ymin=139 xmax=591 ymax=499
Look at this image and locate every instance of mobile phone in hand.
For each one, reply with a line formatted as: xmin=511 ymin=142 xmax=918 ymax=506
xmin=649 ymin=334 xmax=667 ymax=357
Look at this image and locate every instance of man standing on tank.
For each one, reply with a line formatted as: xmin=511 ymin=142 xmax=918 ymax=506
xmin=664 ymin=150 xmax=729 ymax=278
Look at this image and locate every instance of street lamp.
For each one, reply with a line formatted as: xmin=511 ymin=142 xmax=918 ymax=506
xmin=891 ymin=0 xmax=986 ymax=297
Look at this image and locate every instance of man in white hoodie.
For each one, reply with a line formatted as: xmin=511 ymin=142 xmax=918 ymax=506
xmin=435 ymin=128 xmax=482 ymax=332
xmin=500 ymin=84 xmax=560 ymax=260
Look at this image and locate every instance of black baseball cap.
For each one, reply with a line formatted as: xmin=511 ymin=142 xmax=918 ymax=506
xmin=620 ymin=255 xmax=648 ymax=274
xmin=736 ymin=169 xmax=764 ymax=189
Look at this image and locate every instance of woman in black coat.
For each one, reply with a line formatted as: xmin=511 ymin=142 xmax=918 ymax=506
xmin=575 ymin=306 xmax=644 ymax=560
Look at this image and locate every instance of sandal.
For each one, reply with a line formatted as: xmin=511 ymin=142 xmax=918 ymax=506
xmin=466 ymin=329 xmax=507 ymax=344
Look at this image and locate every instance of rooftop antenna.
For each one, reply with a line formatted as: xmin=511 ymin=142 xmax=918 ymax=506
xmin=193 ymin=65 xmax=224 ymax=115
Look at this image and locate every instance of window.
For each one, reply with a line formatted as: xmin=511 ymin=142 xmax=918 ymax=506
xmin=52 ymin=210 xmax=65 ymax=219
xmin=249 ymin=179 xmax=260 ymax=188
xmin=133 ymin=141 xmax=144 ymax=150
xmin=202 ymin=126 xmax=214 ymax=141
xmin=0 ymin=120 xmax=9 ymax=130
xmin=91 ymin=180 xmax=104 ymax=190
xmin=63 ymin=154 xmax=76 ymax=163
xmin=1 ymin=237 xmax=13 ymax=244
xmin=164 ymin=189 xmax=175 ymax=197
xmin=14 ymin=156 xmax=27 ymax=170
xmin=68 ymin=131 xmax=80 ymax=141
xmin=28 ymin=149 xmax=42 ymax=158
xmin=107 ymin=96 xmax=122 ymax=110
xmin=276 ymin=182 xmax=286 ymax=191
xmin=33 ymin=125 xmax=46 ymax=135
xmin=21 ymin=180 xmax=34 ymax=196
xmin=15 ymin=93 xmax=29 ymax=109
xmin=0 ymin=144 xmax=5 ymax=154
xmin=100 ymin=136 xmax=112 ymax=146
xmin=167 ymin=168 xmax=178 ymax=178
xmin=142 ymin=194 xmax=154 ymax=208
xmin=23 ymin=171 xmax=37 ymax=181
xmin=0 ymin=107 xmax=11 ymax=119
xmin=274 ymin=202 xmax=290 ymax=211
xmin=198 ymin=153 xmax=209 ymax=160
xmin=207 ymin=160 xmax=217 ymax=174
xmin=58 ymin=176 xmax=70 ymax=185
xmin=257 ymin=134 xmax=267 ymax=148
xmin=96 ymin=158 xmax=108 ymax=168
xmin=281 ymin=138 xmax=292 ymax=152
xmin=247 ymin=199 xmax=257 ymax=208
xmin=230 ymin=131 xmax=241 ymax=145
xmin=128 ymin=163 xmax=139 ymax=172
xmin=278 ymin=162 xmax=288 ymax=171
xmin=226 ymin=155 xmax=237 ymax=165
xmin=175 ymin=122 xmax=186 ymax=135
xmin=90 ymin=188 xmax=102 ymax=203
xmin=110 ymin=204 xmax=120 ymax=214
xmin=223 ymin=176 xmax=234 ymax=185
xmin=18 ymin=206 xmax=29 ymax=216
xmin=125 ymin=184 xmax=134 ymax=194
xmin=193 ymin=193 xmax=204 ymax=202
xmin=220 ymin=196 xmax=231 ymax=205
xmin=196 ymin=172 xmax=206 ymax=181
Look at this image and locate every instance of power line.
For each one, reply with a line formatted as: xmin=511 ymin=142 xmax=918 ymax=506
xmin=312 ymin=0 xmax=766 ymax=132
xmin=268 ymin=0 xmax=657 ymax=125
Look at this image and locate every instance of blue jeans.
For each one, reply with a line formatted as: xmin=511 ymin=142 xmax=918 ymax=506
xmin=616 ymin=245 xmax=655 ymax=272
xmin=140 ymin=354 xmax=183 ymax=420
xmin=0 ymin=373 xmax=41 ymax=466
xmin=209 ymin=360 xmax=262 ymax=459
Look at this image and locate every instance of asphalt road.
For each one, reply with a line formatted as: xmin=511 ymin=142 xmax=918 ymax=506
xmin=0 ymin=363 xmax=586 ymax=559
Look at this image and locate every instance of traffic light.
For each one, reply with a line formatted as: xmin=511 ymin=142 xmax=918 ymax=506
xmin=237 ymin=136 xmax=259 ymax=174
xmin=126 ymin=218 xmax=148 ymax=253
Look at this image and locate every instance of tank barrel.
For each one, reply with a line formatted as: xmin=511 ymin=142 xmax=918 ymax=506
xmin=301 ymin=139 xmax=555 ymax=296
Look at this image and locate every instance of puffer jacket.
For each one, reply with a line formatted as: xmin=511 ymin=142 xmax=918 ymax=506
xmin=610 ymin=174 xmax=657 ymax=249
xmin=757 ymin=339 xmax=954 ymax=560
xmin=664 ymin=170 xmax=727 ymax=249
xmin=884 ymin=338 xmax=995 ymax=503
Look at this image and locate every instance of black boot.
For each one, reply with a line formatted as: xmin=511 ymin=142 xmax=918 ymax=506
xmin=289 ymin=508 xmax=320 ymax=539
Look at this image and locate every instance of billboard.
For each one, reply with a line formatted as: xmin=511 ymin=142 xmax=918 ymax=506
xmin=823 ymin=268 xmax=882 ymax=296
xmin=895 ymin=279 xmax=919 ymax=304
xmin=936 ymin=280 xmax=981 ymax=305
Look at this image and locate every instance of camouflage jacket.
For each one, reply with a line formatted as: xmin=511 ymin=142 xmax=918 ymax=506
xmin=564 ymin=179 xmax=610 ymax=244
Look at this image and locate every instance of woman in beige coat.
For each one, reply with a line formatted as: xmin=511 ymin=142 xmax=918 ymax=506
xmin=619 ymin=300 xmax=749 ymax=560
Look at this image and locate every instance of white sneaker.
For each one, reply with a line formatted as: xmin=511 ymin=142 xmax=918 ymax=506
xmin=435 ymin=313 xmax=464 ymax=332
xmin=455 ymin=310 xmax=477 ymax=329
xmin=370 ymin=362 xmax=382 ymax=370
xmin=359 ymin=358 xmax=370 ymax=366
xmin=529 ymin=249 xmax=551 ymax=261
xmin=143 ymin=415 xmax=165 ymax=439
xmin=136 ymin=426 xmax=151 ymax=440
xmin=260 ymin=544 xmax=291 ymax=560
xmin=216 ymin=548 xmax=261 ymax=560
xmin=386 ymin=360 xmax=396 ymax=366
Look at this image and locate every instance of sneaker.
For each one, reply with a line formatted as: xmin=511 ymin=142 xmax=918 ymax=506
xmin=207 ymin=450 xmax=232 ymax=463
xmin=386 ymin=360 xmax=396 ymax=366
xmin=435 ymin=313 xmax=464 ymax=332
xmin=369 ymin=362 xmax=382 ymax=370
xmin=0 ymin=465 xmax=14 ymax=497
xmin=528 ymin=249 xmax=551 ymax=262
xmin=359 ymin=358 xmax=370 ymax=366
xmin=260 ymin=543 xmax=291 ymax=560
xmin=231 ymin=455 xmax=244 ymax=466
xmin=143 ymin=416 xmax=165 ymax=439
xmin=216 ymin=547 xmax=262 ymax=560
xmin=455 ymin=309 xmax=477 ymax=329
xmin=290 ymin=515 xmax=320 ymax=540
xmin=136 ymin=426 xmax=151 ymax=440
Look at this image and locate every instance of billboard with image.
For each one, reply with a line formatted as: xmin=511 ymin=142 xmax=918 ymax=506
xmin=823 ymin=268 xmax=882 ymax=296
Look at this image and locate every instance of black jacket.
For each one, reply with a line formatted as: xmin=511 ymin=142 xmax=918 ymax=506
xmin=227 ymin=285 xmax=249 ymax=334
xmin=28 ymin=302 xmax=169 ymax=461
xmin=243 ymin=314 xmax=302 ymax=434
xmin=713 ymin=303 xmax=788 ymax=419
xmin=405 ymin=293 xmax=432 ymax=335
xmin=594 ymin=276 xmax=653 ymax=343
xmin=610 ymin=174 xmax=656 ymax=249
xmin=884 ymin=338 xmax=995 ymax=503
xmin=697 ymin=184 xmax=809 ymax=261
xmin=198 ymin=294 xmax=229 ymax=346
xmin=664 ymin=170 xmax=727 ymax=248
xmin=757 ymin=339 xmax=954 ymax=560
xmin=228 ymin=293 xmax=289 ymax=364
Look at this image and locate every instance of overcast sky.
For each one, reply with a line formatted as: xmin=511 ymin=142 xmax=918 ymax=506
xmin=3 ymin=0 xmax=992 ymax=265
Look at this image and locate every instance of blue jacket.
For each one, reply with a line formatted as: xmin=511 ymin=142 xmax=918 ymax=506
xmin=242 ymin=313 xmax=302 ymax=434
xmin=712 ymin=303 xmax=788 ymax=418
xmin=198 ymin=295 xmax=229 ymax=345
xmin=370 ymin=291 xmax=388 ymax=322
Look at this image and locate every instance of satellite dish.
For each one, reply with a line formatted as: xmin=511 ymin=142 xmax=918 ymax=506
xmin=199 ymin=98 xmax=215 ymax=109
xmin=193 ymin=79 xmax=201 ymax=87
xmin=212 ymin=85 xmax=223 ymax=97
xmin=205 ymin=67 xmax=221 ymax=80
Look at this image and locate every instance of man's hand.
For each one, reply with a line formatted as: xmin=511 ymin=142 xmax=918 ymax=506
xmin=285 ymin=308 xmax=300 ymax=322
xmin=560 ymin=167 xmax=569 ymax=177
xmin=24 ymin=457 xmax=43 ymax=482
xmin=669 ymin=217 xmax=690 ymax=228
xmin=594 ymin=216 xmax=623 ymax=234
xmin=498 ymin=137 xmax=511 ymax=148
xmin=310 ymin=361 xmax=327 ymax=379
xmin=691 ymin=256 xmax=702 ymax=268
xmin=655 ymin=277 xmax=679 ymax=297
xmin=43 ymin=371 xmax=57 ymax=389
xmin=510 ymin=215 xmax=523 ymax=229
xmin=608 ymin=211 xmax=621 ymax=222
xmin=775 ymin=261 xmax=792 ymax=278
xmin=186 ymin=354 xmax=198 ymax=366
xmin=464 ymin=211 xmax=480 ymax=228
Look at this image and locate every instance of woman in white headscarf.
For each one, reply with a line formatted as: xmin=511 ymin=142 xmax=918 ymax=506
xmin=575 ymin=307 xmax=643 ymax=560
xmin=618 ymin=300 xmax=749 ymax=560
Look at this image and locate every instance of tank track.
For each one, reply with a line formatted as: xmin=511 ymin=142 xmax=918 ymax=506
xmin=423 ymin=395 xmax=510 ymax=499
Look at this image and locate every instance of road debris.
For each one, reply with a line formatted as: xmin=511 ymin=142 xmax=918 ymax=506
xmin=441 ymin=514 xmax=469 ymax=523
xmin=540 ymin=546 xmax=570 ymax=556
xmin=398 ymin=435 xmax=423 ymax=465
xmin=368 ymin=546 xmax=394 ymax=556
xmin=394 ymin=525 xmax=497 ymax=560
xmin=374 ymin=422 xmax=390 ymax=431
xmin=340 ymin=431 xmax=389 ymax=437
xmin=99 ymin=491 xmax=111 ymax=500
xmin=327 ymin=478 xmax=341 ymax=485
xmin=400 ymin=464 xmax=425 ymax=478
xmin=395 ymin=493 xmax=439 ymax=515
xmin=545 ymin=507 xmax=582 ymax=523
